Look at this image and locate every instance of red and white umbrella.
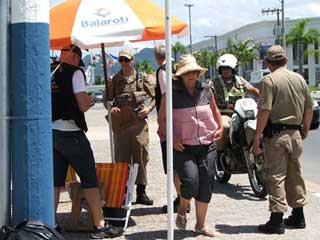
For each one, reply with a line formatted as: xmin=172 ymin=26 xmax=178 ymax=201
xmin=50 ymin=0 xmax=188 ymax=49
xmin=50 ymin=0 xmax=187 ymax=162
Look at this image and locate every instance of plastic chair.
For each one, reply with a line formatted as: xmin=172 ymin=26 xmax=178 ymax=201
xmin=96 ymin=163 xmax=138 ymax=230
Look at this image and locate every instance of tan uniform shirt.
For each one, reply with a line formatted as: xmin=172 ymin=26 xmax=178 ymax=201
xmin=107 ymin=70 xmax=154 ymax=186
xmin=107 ymin=70 xmax=155 ymax=105
xmin=258 ymin=67 xmax=313 ymax=125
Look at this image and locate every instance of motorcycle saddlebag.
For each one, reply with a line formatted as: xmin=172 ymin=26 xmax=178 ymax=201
xmin=0 ymin=220 xmax=64 ymax=240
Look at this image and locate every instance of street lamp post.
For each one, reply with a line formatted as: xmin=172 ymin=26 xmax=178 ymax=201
xmin=184 ymin=3 xmax=194 ymax=54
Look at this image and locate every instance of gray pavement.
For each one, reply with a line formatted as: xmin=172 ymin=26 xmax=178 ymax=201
xmin=57 ymin=103 xmax=320 ymax=240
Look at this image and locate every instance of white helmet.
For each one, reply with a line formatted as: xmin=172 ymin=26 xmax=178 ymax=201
xmin=216 ymin=54 xmax=238 ymax=70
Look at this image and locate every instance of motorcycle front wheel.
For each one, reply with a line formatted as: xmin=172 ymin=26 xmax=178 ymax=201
xmin=213 ymin=152 xmax=231 ymax=183
xmin=245 ymin=145 xmax=267 ymax=198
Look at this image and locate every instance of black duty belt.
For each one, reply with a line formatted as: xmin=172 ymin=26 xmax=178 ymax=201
xmin=263 ymin=121 xmax=301 ymax=138
xmin=270 ymin=123 xmax=301 ymax=131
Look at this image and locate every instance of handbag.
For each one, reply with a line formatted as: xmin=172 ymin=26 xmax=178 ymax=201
xmin=0 ymin=220 xmax=64 ymax=240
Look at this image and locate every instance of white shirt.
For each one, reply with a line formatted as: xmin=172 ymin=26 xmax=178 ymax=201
xmin=158 ymin=60 xmax=168 ymax=95
xmin=52 ymin=70 xmax=86 ymax=131
xmin=158 ymin=68 xmax=166 ymax=95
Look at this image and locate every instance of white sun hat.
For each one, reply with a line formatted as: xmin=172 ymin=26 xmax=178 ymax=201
xmin=173 ymin=54 xmax=207 ymax=79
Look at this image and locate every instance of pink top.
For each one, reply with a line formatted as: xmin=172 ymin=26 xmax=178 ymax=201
xmin=173 ymin=105 xmax=217 ymax=145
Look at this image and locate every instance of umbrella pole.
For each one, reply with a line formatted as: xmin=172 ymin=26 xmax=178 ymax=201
xmin=165 ymin=0 xmax=174 ymax=239
xmin=101 ymin=43 xmax=115 ymax=163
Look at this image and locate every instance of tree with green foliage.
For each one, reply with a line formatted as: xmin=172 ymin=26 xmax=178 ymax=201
xmin=172 ymin=41 xmax=187 ymax=62
xmin=194 ymin=49 xmax=219 ymax=79
xmin=224 ymin=34 xmax=258 ymax=76
xmin=134 ymin=59 xmax=154 ymax=74
xmin=286 ymin=18 xmax=320 ymax=75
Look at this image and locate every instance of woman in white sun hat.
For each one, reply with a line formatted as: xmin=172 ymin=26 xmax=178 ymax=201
xmin=158 ymin=54 xmax=223 ymax=237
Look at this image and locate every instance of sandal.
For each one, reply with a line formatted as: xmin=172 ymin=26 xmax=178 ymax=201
xmin=194 ymin=226 xmax=218 ymax=237
xmin=176 ymin=214 xmax=187 ymax=230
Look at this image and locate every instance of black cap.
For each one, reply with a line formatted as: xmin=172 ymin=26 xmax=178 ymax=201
xmin=61 ymin=44 xmax=84 ymax=67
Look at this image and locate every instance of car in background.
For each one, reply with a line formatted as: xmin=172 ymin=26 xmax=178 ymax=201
xmin=311 ymin=99 xmax=320 ymax=130
xmin=92 ymin=90 xmax=104 ymax=103
xmin=249 ymin=69 xmax=319 ymax=130
xmin=311 ymin=91 xmax=320 ymax=106
xmin=249 ymin=69 xmax=270 ymax=87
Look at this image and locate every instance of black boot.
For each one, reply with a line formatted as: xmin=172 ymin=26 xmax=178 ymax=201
xmin=136 ymin=184 xmax=153 ymax=205
xmin=258 ymin=212 xmax=285 ymax=234
xmin=284 ymin=207 xmax=306 ymax=229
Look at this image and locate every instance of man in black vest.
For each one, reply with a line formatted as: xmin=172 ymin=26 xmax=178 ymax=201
xmin=51 ymin=44 xmax=121 ymax=238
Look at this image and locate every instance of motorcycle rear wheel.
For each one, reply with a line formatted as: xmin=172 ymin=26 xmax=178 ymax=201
xmin=213 ymin=152 xmax=231 ymax=183
xmin=245 ymin=145 xmax=267 ymax=198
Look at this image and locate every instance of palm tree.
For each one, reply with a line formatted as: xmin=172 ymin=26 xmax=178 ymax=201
xmin=172 ymin=41 xmax=187 ymax=62
xmin=286 ymin=19 xmax=320 ymax=76
xmin=134 ymin=59 xmax=154 ymax=74
xmin=225 ymin=34 xmax=258 ymax=76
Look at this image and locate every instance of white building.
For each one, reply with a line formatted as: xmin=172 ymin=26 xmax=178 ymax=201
xmin=193 ymin=17 xmax=320 ymax=85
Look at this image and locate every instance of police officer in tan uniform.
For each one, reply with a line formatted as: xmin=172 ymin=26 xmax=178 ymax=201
xmin=214 ymin=54 xmax=259 ymax=152
xmin=106 ymin=49 xmax=155 ymax=205
xmin=253 ymin=45 xmax=313 ymax=234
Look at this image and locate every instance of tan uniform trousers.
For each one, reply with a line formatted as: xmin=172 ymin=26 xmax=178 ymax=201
xmin=216 ymin=115 xmax=231 ymax=152
xmin=113 ymin=119 xmax=149 ymax=186
xmin=264 ymin=129 xmax=307 ymax=213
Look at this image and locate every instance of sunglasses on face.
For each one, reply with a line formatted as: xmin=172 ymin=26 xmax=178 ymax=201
xmin=119 ymin=57 xmax=131 ymax=63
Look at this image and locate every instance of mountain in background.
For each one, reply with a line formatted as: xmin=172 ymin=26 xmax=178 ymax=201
xmin=83 ymin=47 xmax=157 ymax=78
xmin=135 ymin=47 xmax=157 ymax=69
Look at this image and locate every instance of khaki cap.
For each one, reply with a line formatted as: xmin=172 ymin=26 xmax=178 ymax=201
xmin=118 ymin=49 xmax=134 ymax=60
xmin=173 ymin=54 xmax=207 ymax=79
xmin=266 ymin=45 xmax=286 ymax=61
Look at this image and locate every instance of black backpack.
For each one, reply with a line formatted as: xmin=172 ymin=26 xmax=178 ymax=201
xmin=0 ymin=220 xmax=64 ymax=240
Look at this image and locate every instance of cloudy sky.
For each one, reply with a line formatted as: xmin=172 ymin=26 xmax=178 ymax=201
xmin=50 ymin=0 xmax=320 ymax=51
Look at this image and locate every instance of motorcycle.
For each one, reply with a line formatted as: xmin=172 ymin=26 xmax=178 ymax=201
xmin=214 ymin=98 xmax=267 ymax=198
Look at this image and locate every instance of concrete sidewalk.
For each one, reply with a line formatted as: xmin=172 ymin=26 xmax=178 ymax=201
xmin=57 ymin=104 xmax=320 ymax=240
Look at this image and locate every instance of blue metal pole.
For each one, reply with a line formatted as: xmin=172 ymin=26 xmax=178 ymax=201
xmin=11 ymin=0 xmax=54 ymax=226
xmin=0 ymin=0 xmax=11 ymax=227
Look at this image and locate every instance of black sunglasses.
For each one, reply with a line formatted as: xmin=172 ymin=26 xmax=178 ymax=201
xmin=119 ymin=57 xmax=131 ymax=63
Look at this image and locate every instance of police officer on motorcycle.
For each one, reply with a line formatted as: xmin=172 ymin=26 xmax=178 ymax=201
xmin=213 ymin=53 xmax=259 ymax=153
